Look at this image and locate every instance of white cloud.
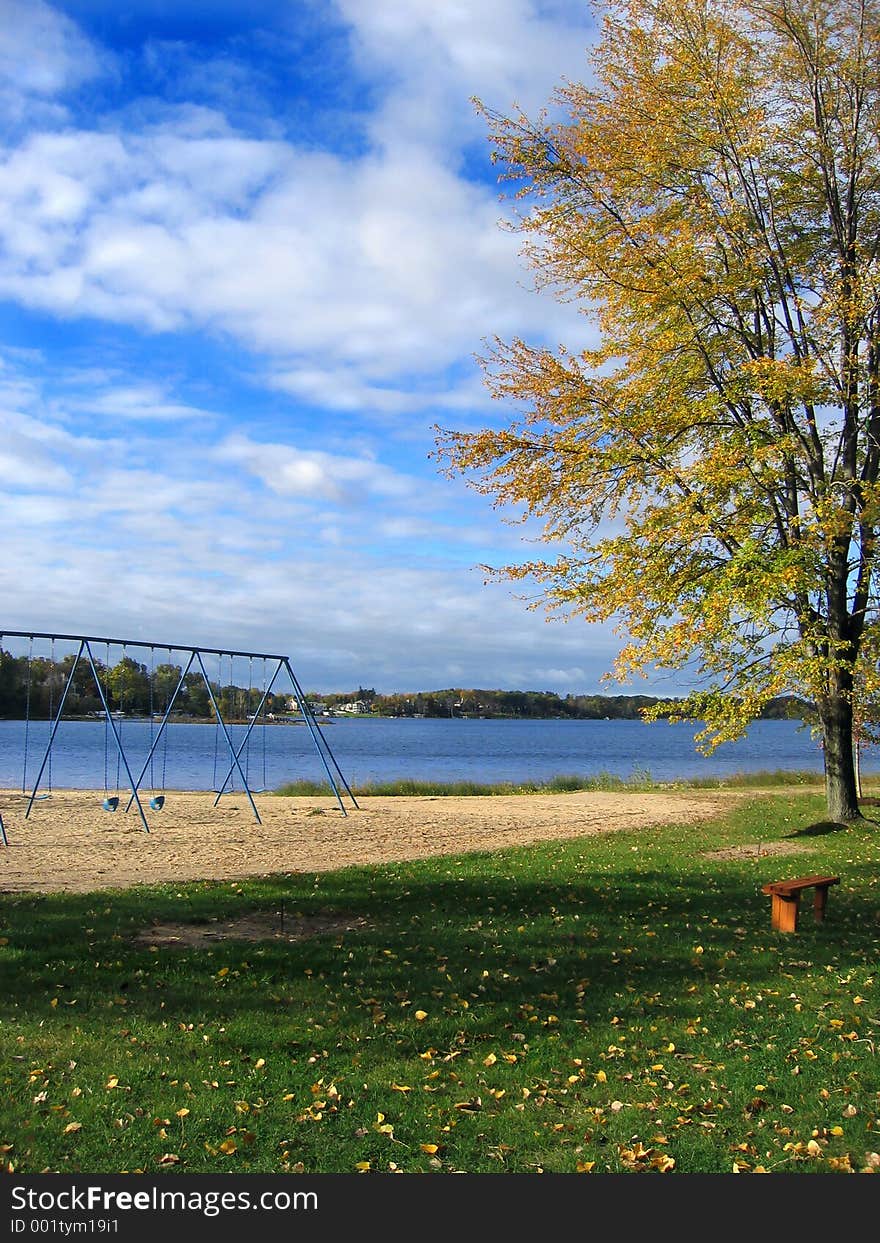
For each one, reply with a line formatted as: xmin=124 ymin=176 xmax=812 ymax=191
xmin=0 ymin=5 xmax=596 ymax=413
xmin=336 ymin=0 xmax=594 ymax=150
xmin=71 ymin=384 xmax=215 ymax=423
xmin=216 ymin=433 xmax=417 ymax=503
xmin=0 ymin=0 xmax=105 ymax=98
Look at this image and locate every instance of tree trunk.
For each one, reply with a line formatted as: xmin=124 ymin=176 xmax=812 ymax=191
xmin=820 ymin=690 xmax=862 ymax=822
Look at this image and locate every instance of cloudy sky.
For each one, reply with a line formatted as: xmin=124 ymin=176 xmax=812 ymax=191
xmin=0 ymin=0 xmax=654 ymax=695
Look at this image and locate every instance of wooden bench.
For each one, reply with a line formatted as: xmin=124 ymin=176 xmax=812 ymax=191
xmin=761 ymin=874 xmax=839 ymax=932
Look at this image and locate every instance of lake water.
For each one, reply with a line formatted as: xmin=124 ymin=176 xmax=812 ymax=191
xmin=0 ymin=715 xmax=871 ymax=793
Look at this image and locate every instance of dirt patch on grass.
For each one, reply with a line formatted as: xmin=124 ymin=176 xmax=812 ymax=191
xmin=703 ymin=840 xmax=811 ymax=861
xmin=134 ymin=909 xmax=371 ymax=948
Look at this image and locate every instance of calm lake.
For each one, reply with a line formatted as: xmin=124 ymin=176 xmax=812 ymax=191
xmin=0 ymin=715 xmax=872 ymax=793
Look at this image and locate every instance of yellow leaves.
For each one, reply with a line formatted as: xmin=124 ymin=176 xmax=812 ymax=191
xmin=175 ymin=1108 xmax=190 ymax=1119
xmin=354 ymin=1161 xmax=371 ymax=1172
xmin=733 ymin=1160 xmax=761 ymax=1173
xmin=253 ymin=1058 xmax=266 ymax=1070
xmin=414 ymin=1011 xmax=428 ymax=1022
xmin=218 ymin=1138 xmax=237 ymax=1155
xmin=216 ymin=967 xmax=229 ymax=978
xmin=453 ymin=1098 xmax=483 ymax=1112
xmin=483 ymin=1053 xmax=498 ymax=1067
xmin=63 ymin=1122 xmax=82 ymax=1134
xmin=576 ymin=1160 xmax=596 ymax=1173
xmin=617 ymin=1141 xmax=674 ymax=1172
xmin=738 ymin=357 xmax=823 ymax=408
xmin=374 ymin=1112 xmax=395 ymax=1137
xmin=390 ymin=1083 xmax=412 ymax=1093
xmin=594 ymin=1070 xmax=607 ymax=1083
xmin=105 ymin=1076 xmax=119 ymax=1090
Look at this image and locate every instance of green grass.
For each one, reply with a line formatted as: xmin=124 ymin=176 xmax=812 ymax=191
xmin=1 ymin=791 xmax=879 ymax=1174
xmin=274 ymin=768 xmax=835 ymax=798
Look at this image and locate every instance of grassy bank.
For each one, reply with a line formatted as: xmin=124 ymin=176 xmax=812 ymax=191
xmin=275 ymin=769 xmax=833 ymax=798
xmin=1 ymin=791 xmax=878 ymax=1173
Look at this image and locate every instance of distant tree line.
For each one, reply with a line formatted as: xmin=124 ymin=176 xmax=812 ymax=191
xmin=1 ymin=651 xmax=817 ymax=724
xmin=306 ymin=687 xmax=814 ymax=721
xmin=0 ymin=650 xmax=292 ymax=721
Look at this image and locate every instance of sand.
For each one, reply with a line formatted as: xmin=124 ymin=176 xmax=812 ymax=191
xmin=0 ymin=786 xmax=744 ymax=895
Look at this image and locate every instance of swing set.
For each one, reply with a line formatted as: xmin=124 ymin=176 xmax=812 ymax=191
xmin=0 ymin=629 xmax=358 ymax=844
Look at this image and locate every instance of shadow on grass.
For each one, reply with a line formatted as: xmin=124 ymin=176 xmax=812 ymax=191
xmin=784 ymin=819 xmax=851 ymax=837
xmin=1 ymin=852 xmax=877 ymax=1042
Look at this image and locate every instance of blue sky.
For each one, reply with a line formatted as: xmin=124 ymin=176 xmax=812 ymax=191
xmin=0 ymin=0 xmax=654 ymax=695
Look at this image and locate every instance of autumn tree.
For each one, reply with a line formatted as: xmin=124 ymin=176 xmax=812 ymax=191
xmin=437 ymin=0 xmax=880 ymax=820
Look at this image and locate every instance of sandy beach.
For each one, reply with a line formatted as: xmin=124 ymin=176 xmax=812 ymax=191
xmin=0 ymin=786 xmax=738 ymax=895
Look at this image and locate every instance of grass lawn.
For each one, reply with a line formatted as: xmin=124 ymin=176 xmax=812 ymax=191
xmin=1 ymin=788 xmax=878 ymax=1174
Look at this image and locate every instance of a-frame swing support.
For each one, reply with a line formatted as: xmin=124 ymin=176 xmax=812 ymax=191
xmin=1 ymin=630 xmax=358 ymax=842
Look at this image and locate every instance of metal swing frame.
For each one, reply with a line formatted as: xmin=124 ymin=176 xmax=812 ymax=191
xmin=0 ymin=629 xmax=358 ymax=843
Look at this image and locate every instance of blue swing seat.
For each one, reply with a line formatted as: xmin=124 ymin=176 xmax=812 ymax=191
xmin=150 ymin=795 xmax=165 ymax=810
xmin=102 ymin=796 xmax=119 ymax=812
